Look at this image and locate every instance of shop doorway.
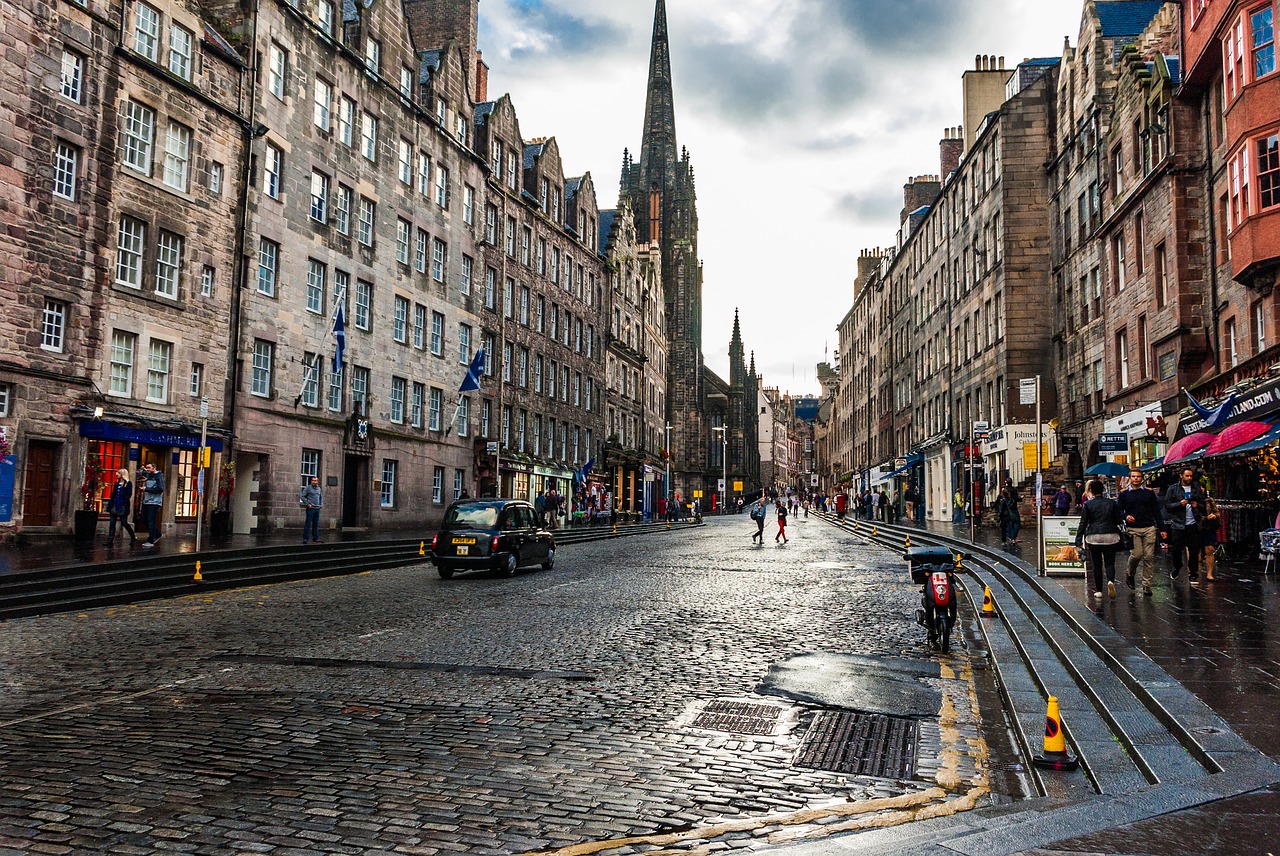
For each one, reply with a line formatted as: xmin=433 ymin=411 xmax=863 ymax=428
xmin=22 ymin=441 xmax=58 ymax=526
xmin=342 ymin=455 xmax=367 ymax=527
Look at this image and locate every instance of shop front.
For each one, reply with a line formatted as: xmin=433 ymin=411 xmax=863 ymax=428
xmin=918 ymin=434 xmax=951 ymax=522
xmin=499 ymin=454 xmax=535 ymax=503
xmin=1101 ymin=402 xmax=1168 ymax=470
xmin=982 ymin=424 xmax=1054 ymax=501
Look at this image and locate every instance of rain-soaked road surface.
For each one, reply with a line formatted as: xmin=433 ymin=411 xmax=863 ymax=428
xmin=0 ymin=514 xmax=993 ymax=854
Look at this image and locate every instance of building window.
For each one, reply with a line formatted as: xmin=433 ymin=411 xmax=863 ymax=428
xmin=263 ymin=142 xmax=282 ymax=198
xmin=418 ymin=152 xmax=431 ymax=196
xmin=122 ymin=100 xmax=155 ymax=173
xmin=429 ymin=387 xmax=443 ymax=431
xmin=357 ymin=196 xmax=375 ymax=246
xmin=1154 ymin=242 xmax=1168 ymax=308
xmin=300 ymin=449 xmax=320 ymax=489
xmin=398 ymin=139 xmax=412 ymax=186
xmin=60 ymin=50 xmax=83 ymax=102
xmin=1253 ymin=5 xmax=1275 ymax=79
xmin=485 ymin=204 xmax=498 ymax=244
xmin=306 ymin=259 xmax=326 ymax=314
xmin=328 ymin=362 xmax=343 ymax=411
xmin=463 ymin=185 xmax=475 ymax=224
xmin=115 ymin=216 xmax=146 ymax=288
xmin=399 ymin=66 xmax=413 ymax=98
xmin=395 ymin=218 xmax=411 ymax=265
xmin=310 ymin=171 xmax=329 ymax=222
xmin=435 ymin=165 xmax=449 ymax=208
xmin=41 ymin=299 xmax=67 ymax=352
xmin=168 ymin=24 xmax=193 ymax=79
xmin=1117 ymin=329 xmax=1129 ymax=388
xmin=109 ymin=331 xmax=136 ymax=395
xmin=209 ymin=161 xmax=223 ymax=195
xmin=300 ymin=353 xmax=319 ymax=406
xmin=430 ymin=311 xmax=444 ymax=356
xmin=412 ymin=382 xmax=424 ymax=428
xmin=380 ymin=460 xmax=396 ymax=508
xmin=458 ymin=396 xmax=470 ymax=437
xmin=201 ymin=265 xmax=214 ymax=297
xmin=364 ymin=37 xmax=381 ymax=74
xmin=339 ymin=96 xmax=355 ymax=147
xmin=459 ymin=323 xmax=472 ymax=364
xmin=361 ymin=112 xmax=378 ymax=162
xmin=1137 ymin=316 xmax=1149 ymax=379
xmin=335 ymin=185 xmax=352 ymax=234
xmin=415 ymin=228 xmax=428 ymax=273
xmin=461 ymin=254 xmax=473 ymax=295
xmin=146 ymin=339 xmax=172 ymax=402
xmin=390 ymin=376 xmax=405 ymax=423
xmin=257 ymin=238 xmax=278 ymax=296
xmin=1227 ymin=317 xmax=1239 ymax=367
xmin=1259 ymin=133 xmax=1280 ymax=210
xmin=454 ymin=469 xmax=464 ymax=501
xmin=1133 ymin=211 xmax=1145 ymax=274
xmin=317 ymin=0 xmax=334 ymax=34
xmin=432 ymin=238 xmax=447 ymax=283
xmin=268 ymin=43 xmax=287 ymax=99
xmin=480 ymin=398 xmax=491 ymax=437
xmin=485 ymin=267 xmax=496 ymax=310
xmin=355 ymin=279 xmax=372 ymax=330
xmin=251 ymin=339 xmax=273 ymax=397
xmin=352 ymin=365 xmax=369 ymax=415
xmin=414 ymin=304 xmax=426 ymax=349
xmin=392 ymin=295 xmax=408 ymax=343
xmin=134 ymin=3 xmax=160 ymax=60
xmin=53 ymin=141 xmax=78 ymax=200
xmin=313 ymin=79 xmax=331 ymax=131
xmin=1256 ymin=301 xmax=1269 ymax=352
xmin=154 ymin=230 xmax=183 ymax=298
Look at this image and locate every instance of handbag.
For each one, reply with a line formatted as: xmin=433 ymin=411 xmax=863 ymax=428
xmin=1118 ymin=523 xmax=1134 ymax=552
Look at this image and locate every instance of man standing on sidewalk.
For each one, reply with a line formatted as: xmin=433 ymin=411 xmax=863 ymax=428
xmin=300 ymin=476 xmax=323 ymax=544
xmin=139 ymin=463 xmax=165 ymax=548
xmin=1163 ymin=467 xmax=1205 ymax=583
xmin=1118 ymin=468 xmax=1161 ymax=595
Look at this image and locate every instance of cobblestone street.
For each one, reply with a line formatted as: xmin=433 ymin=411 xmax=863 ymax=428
xmin=0 ymin=516 xmax=989 ymax=854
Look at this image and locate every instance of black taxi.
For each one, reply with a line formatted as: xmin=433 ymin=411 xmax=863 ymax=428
xmin=429 ymin=499 xmax=555 ymax=579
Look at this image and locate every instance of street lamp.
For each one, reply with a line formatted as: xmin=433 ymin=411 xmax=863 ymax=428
xmin=711 ymin=425 xmax=727 ymax=515
xmin=664 ymin=422 xmax=672 ymax=517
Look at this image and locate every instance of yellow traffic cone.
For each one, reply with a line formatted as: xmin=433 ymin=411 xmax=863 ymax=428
xmin=1032 ymin=696 xmax=1079 ymax=770
xmin=191 ymin=560 xmax=204 ymax=584
xmin=981 ymin=585 xmax=997 ymax=618
xmin=904 ymin=535 xmax=912 ymax=549
xmin=872 ymin=526 xmax=878 ymax=537
xmin=419 ymin=540 xmax=426 ymax=556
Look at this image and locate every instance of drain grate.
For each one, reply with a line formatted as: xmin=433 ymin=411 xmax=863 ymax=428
xmin=691 ymin=700 xmax=783 ymax=735
xmin=793 ymin=710 xmax=918 ymax=779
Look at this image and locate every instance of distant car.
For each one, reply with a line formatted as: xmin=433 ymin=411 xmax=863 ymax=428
xmin=430 ymin=499 xmax=555 ymax=579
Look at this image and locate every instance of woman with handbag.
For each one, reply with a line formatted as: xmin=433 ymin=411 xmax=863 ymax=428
xmin=1075 ymin=479 xmax=1124 ymax=599
xmin=1200 ymin=494 xmax=1221 ymax=580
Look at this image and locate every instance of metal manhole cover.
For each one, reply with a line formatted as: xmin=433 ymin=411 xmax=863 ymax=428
xmin=793 ymin=710 xmax=918 ymax=779
xmin=691 ymin=700 xmax=783 ymax=735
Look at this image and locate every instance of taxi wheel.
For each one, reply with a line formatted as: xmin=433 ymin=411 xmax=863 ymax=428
xmin=542 ymin=548 xmax=555 ymax=570
xmin=437 ymin=565 xmax=455 ymax=580
xmin=504 ymin=552 xmax=519 ymax=577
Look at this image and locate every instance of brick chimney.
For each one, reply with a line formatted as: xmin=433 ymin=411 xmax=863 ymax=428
xmin=940 ymin=127 xmax=963 ymax=178
xmin=475 ymin=49 xmax=489 ymax=103
xmin=900 ymin=175 xmax=941 ymax=224
xmin=403 ymin=0 xmax=479 ymax=89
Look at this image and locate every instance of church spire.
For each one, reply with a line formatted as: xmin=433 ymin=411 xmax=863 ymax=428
xmin=639 ymin=0 xmax=677 ymax=187
xmin=729 ymin=309 xmax=744 ymax=388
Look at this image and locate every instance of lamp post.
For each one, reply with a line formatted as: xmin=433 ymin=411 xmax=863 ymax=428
xmin=664 ymin=422 xmax=672 ymax=517
xmin=712 ymin=425 xmax=727 ymax=514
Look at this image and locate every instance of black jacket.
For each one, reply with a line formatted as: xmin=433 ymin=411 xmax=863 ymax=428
xmin=1117 ymin=487 xmax=1162 ymax=528
xmin=1075 ymin=496 xmax=1122 ymax=547
xmin=1161 ymin=483 xmax=1206 ymax=530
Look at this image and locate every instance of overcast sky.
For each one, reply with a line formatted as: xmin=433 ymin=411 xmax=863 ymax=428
xmin=479 ymin=0 xmax=1086 ymax=396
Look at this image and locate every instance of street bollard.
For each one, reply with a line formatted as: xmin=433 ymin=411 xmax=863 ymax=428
xmin=191 ymin=560 xmax=204 ymax=584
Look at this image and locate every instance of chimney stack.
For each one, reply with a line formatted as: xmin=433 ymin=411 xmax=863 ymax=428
xmin=901 ymin=175 xmax=942 ymax=224
xmin=939 ymin=126 xmax=963 ymax=177
xmin=475 ymin=50 xmax=488 ymax=103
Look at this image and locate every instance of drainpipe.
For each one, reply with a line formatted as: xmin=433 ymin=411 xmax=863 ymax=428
xmin=1201 ymin=89 xmax=1222 ymax=376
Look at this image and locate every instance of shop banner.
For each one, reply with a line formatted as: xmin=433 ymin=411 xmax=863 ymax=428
xmin=1043 ymin=516 xmax=1085 ymax=575
xmin=0 ymin=455 xmax=15 ymax=523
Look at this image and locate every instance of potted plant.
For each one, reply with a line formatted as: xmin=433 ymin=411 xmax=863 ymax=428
xmin=73 ymin=452 xmax=103 ymax=541
xmin=210 ymin=460 xmax=235 ymax=538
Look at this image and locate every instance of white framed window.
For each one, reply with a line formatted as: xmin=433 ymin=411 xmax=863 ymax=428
xmin=459 ymin=323 xmax=472 ymax=364
xmin=146 ymin=339 xmax=172 ymax=402
xmin=351 ymin=366 xmax=368 ymax=415
xmin=162 ymin=122 xmax=190 ymax=190
xmin=189 ymin=362 xmax=204 ymax=397
xmin=1256 ymin=301 xmax=1268 ymax=352
xmin=115 ymin=216 xmax=146 ymax=288
xmin=429 ymin=387 xmax=442 ymax=431
xmin=485 ymin=204 xmax=498 ymax=244
xmin=300 ymin=448 xmax=321 ymax=487
xmin=168 ymin=24 xmax=193 ymax=79
xmin=154 ymin=230 xmax=183 ymax=298
xmin=333 ymin=269 xmax=349 ymax=316
xmin=398 ymin=139 xmax=412 ymax=185
xmin=338 ymin=96 xmax=355 ymax=147
xmin=122 ymin=100 xmax=155 ymax=174
xmin=432 ymin=238 xmax=447 ymax=283
xmin=415 ymin=228 xmax=428 ymax=273
xmin=60 ymin=50 xmax=83 ymax=102
xmin=335 ymin=184 xmax=352 ymax=234
xmin=454 ymin=469 xmax=464 ymax=501
xmin=480 ymin=398 xmax=490 ymax=437
xmin=134 ymin=3 xmax=160 ymax=61
xmin=354 ymin=279 xmax=372 ymax=330
xmin=360 ymin=112 xmax=378 ymax=161
xmin=263 ymin=142 xmax=282 ymax=198
xmin=435 ymin=165 xmax=449 ymax=208
xmin=1227 ymin=317 xmax=1239 ymax=367
xmin=41 ymin=299 xmax=67 ymax=352
xmin=411 ymin=382 xmax=424 ymax=428
xmin=109 ymin=331 xmax=136 ymax=396
xmin=257 ymin=238 xmax=278 ymax=296
xmin=534 ymin=354 xmax=543 ymax=393
xmin=313 ymin=79 xmax=332 ymax=131
xmin=327 ymin=362 xmax=343 ymax=412
xmin=301 ymin=353 xmax=319 ymax=407
xmin=418 ymin=153 xmax=431 ymax=196
xmin=395 ymin=218 xmax=411 ymax=265
xmin=364 ymin=37 xmax=381 ymax=74
xmin=1117 ymin=329 xmax=1130 ymax=388
xmin=399 ymin=65 xmax=413 ymax=98
xmin=393 ymin=295 xmax=409 ymax=343
xmin=484 ymin=267 xmax=496 ymax=310
xmin=200 ymin=265 xmax=214 ymax=297
xmin=357 ymin=196 xmax=375 ymax=246
xmin=460 ymin=254 xmax=473 ymax=295
xmin=390 ymin=376 xmax=405 ymax=423
xmin=507 ymin=151 xmax=518 ymax=190
xmin=317 ymin=0 xmax=334 ymax=35
xmin=268 ymin=43 xmax=287 ymax=99
xmin=432 ymin=466 xmax=444 ymax=504
xmin=380 ymin=459 xmax=396 ymax=507
xmin=251 ymin=339 xmax=274 ymax=397
xmin=306 ymin=259 xmax=326 ymax=314
xmin=430 ymin=311 xmax=444 ymax=356
xmin=414 ymin=304 xmax=426 ymax=349
xmin=53 ymin=141 xmax=78 ymax=200
xmin=310 ymin=171 xmax=329 ymax=222
xmin=463 ymin=185 xmax=475 ymax=224
xmin=209 ymin=162 xmax=223 ymax=195
xmin=458 ymin=396 xmax=470 ymax=437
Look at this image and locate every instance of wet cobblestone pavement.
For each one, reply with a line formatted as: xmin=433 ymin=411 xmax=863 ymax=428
xmin=0 ymin=515 xmax=991 ymax=854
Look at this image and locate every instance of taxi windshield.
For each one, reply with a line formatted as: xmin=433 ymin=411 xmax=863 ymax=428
xmin=443 ymin=504 xmax=500 ymax=529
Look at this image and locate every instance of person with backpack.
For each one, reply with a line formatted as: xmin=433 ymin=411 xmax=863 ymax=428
xmin=750 ymin=501 xmax=766 ymax=542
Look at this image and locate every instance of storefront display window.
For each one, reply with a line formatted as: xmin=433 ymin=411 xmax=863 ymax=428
xmin=86 ymin=441 xmax=127 ymax=512
xmin=173 ymin=448 xmax=198 ymax=519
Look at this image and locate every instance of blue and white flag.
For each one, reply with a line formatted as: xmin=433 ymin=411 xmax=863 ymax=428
xmin=332 ymin=302 xmax=346 ymax=374
xmin=459 ymin=348 xmax=485 ymax=393
xmin=1185 ymin=388 xmax=1236 ymax=428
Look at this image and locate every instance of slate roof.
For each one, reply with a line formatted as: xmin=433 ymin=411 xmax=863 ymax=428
xmin=1096 ymin=1 xmax=1165 ymax=38
xmin=342 ymin=0 xmax=358 ymax=24
xmin=1022 ymin=57 xmax=1061 ymax=67
xmin=598 ymin=209 xmax=617 ymax=248
xmin=201 ymin=21 xmax=244 ymax=66
xmin=565 ymin=176 xmax=583 ymax=205
xmin=417 ymin=49 xmax=443 ymax=84
xmin=474 ymin=101 xmax=496 ymax=127
xmin=523 ymin=141 xmax=547 ymax=169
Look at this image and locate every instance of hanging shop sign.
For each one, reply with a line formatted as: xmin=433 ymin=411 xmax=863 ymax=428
xmin=78 ymin=420 xmax=224 ymax=451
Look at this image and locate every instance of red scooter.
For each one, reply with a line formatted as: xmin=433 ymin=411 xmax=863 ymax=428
xmin=906 ymin=546 xmax=961 ymax=653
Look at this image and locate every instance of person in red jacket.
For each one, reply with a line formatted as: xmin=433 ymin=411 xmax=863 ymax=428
xmin=835 ymin=491 xmax=847 ymax=521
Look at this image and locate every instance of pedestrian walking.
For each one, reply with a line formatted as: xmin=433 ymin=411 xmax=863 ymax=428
xmin=1076 ymin=479 xmax=1124 ymax=599
xmin=1054 ymin=484 xmax=1072 ymax=516
xmin=1200 ymin=493 xmax=1221 ymax=581
xmin=1163 ymin=467 xmax=1205 ymax=583
xmin=300 ymin=476 xmax=324 ymax=543
xmin=105 ymin=468 xmax=136 ymax=545
xmin=1117 ymin=468 xmax=1161 ymax=596
xmin=952 ymin=488 xmax=965 ymax=525
xmin=877 ymin=488 xmax=888 ymax=521
xmin=750 ymin=501 xmax=766 ymax=542
xmin=775 ymin=500 xmax=789 ymax=543
xmin=138 ymin=463 xmax=165 ymax=547
xmin=996 ymin=487 xmax=1021 ymax=544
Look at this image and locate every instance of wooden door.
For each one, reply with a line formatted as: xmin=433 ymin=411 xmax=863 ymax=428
xmin=22 ymin=442 xmax=57 ymax=526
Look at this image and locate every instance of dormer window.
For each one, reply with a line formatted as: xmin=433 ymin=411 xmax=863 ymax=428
xmin=506 ymin=151 xmax=518 ymax=190
xmin=436 ymin=98 xmax=447 ymax=126
xmin=456 ymin=114 xmax=468 ymax=145
xmin=364 ymin=37 xmax=380 ymax=75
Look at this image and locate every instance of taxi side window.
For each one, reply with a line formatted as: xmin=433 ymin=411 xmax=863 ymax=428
xmin=516 ymin=506 xmax=534 ymax=529
xmin=501 ymin=509 xmax=519 ymax=531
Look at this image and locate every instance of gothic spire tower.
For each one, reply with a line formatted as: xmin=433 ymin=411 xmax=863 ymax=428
xmin=626 ymin=0 xmax=707 ymax=501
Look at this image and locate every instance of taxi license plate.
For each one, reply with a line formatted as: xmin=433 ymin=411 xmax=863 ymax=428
xmin=455 ymin=546 xmax=469 ymax=556
xmin=451 ymin=537 xmax=476 ymax=545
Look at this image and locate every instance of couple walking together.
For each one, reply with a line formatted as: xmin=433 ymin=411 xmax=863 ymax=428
xmin=750 ymin=500 xmax=789 ymax=544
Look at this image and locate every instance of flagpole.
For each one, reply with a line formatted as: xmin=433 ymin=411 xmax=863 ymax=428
xmin=294 ymin=285 xmax=347 ymax=406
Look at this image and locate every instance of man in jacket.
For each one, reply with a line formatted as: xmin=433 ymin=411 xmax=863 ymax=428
xmin=1118 ymin=468 xmax=1161 ymax=595
xmin=300 ymin=476 xmax=323 ymax=544
xmin=1163 ymin=467 xmax=1206 ymax=582
xmin=139 ymin=463 xmax=165 ymax=547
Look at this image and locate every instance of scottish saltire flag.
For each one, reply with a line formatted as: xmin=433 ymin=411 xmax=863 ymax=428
xmin=332 ymin=302 xmax=346 ymax=374
xmin=1185 ymin=388 xmax=1236 ymax=428
xmin=459 ymin=348 xmax=485 ymax=393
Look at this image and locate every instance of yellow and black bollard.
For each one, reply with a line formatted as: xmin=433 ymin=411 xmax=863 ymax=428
xmin=191 ymin=560 xmax=204 ymax=584
xmin=419 ymin=540 xmax=426 ymax=557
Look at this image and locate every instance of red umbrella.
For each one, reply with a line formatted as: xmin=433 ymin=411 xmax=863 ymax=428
xmin=1164 ymin=431 xmax=1216 ymax=465
xmin=1204 ymin=420 xmax=1273 ymax=456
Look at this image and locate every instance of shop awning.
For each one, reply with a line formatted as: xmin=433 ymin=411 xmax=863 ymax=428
xmin=1138 ymin=456 xmax=1165 ymax=472
xmin=1204 ymin=420 xmax=1280 ymax=458
xmin=882 ymin=458 xmax=922 ymax=481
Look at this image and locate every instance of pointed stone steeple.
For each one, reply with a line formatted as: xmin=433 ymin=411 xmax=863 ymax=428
xmin=639 ymin=0 xmax=678 ymax=196
xmin=729 ymin=309 xmax=744 ymax=388
xmin=749 ymin=351 xmax=757 ymax=379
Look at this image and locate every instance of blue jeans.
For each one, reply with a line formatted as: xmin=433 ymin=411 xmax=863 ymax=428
xmin=1005 ymin=519 xmax=1021 ymax=542
xmin=141 ymin=503 xmax=161 ymax=542
xmin=952 ymin=507 xmax=964 ymax=524
xmin=304 ymin=507 xmax=321 ymax=542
